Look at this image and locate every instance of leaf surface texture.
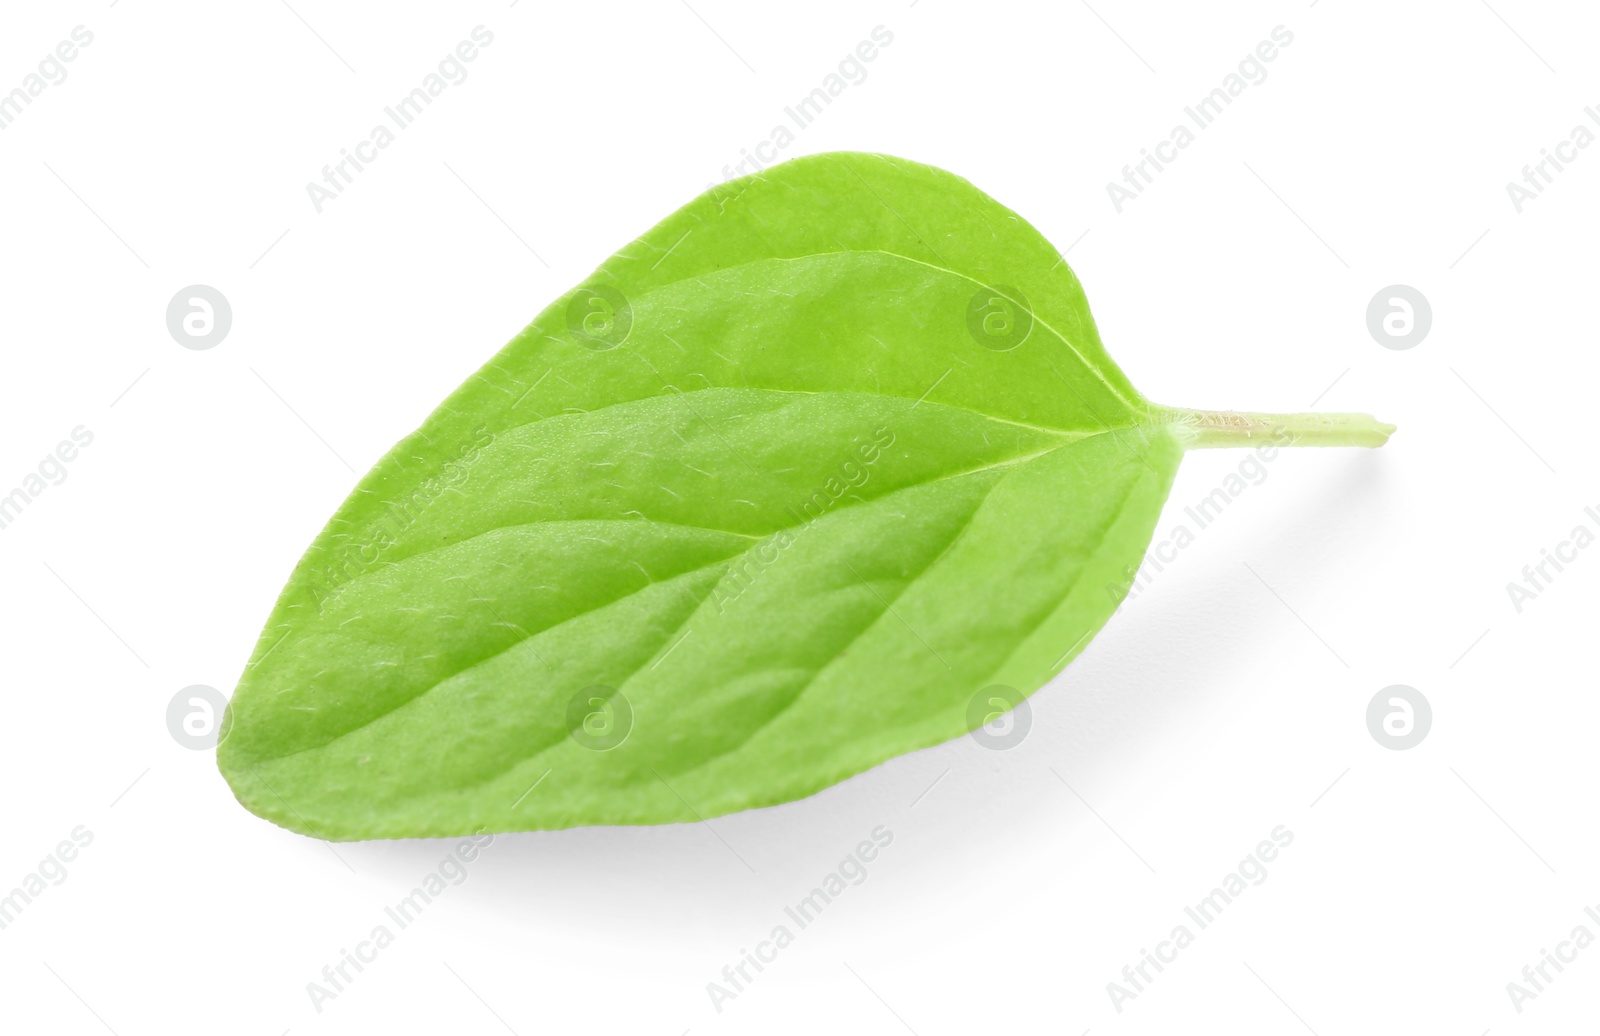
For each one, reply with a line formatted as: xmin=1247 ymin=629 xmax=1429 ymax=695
xmin=220 ymin=153 xmax=1186 ymax=839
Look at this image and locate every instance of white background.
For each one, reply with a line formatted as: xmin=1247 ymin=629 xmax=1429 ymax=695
xmin=1 ymin=1 xmax=1595 ymax=1033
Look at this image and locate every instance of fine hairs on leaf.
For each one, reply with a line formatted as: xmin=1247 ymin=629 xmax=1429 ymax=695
xmin=217 ymin=152 xmax=1394 ymax=841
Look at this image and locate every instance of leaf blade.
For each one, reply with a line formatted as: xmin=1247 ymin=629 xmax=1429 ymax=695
xmin=221 ymin=152 xmax=1185 ymax=839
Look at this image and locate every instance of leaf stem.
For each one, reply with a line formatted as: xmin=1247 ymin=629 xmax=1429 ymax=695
xmin=1165 ymin=408 xmax=1396 ymax=449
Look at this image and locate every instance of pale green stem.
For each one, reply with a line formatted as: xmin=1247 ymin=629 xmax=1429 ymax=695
xmin=1162 ymin=407 xmax=1396 ymax=449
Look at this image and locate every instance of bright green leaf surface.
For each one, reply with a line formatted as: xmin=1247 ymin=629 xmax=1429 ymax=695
xmin=219 ymin=152 xmax=1390 ymax=840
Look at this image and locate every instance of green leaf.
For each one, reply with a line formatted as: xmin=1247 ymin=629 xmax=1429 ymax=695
xmin=219 ymin=152 xmax=1392 ymax=840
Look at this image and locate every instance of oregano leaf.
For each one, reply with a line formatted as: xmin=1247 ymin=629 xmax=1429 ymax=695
xmin=218 ymin=152 xmax=1392 ymax=840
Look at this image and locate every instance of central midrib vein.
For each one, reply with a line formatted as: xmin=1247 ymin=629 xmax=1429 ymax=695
xmin=254 ymin=431 xmax=1130 ymax=763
